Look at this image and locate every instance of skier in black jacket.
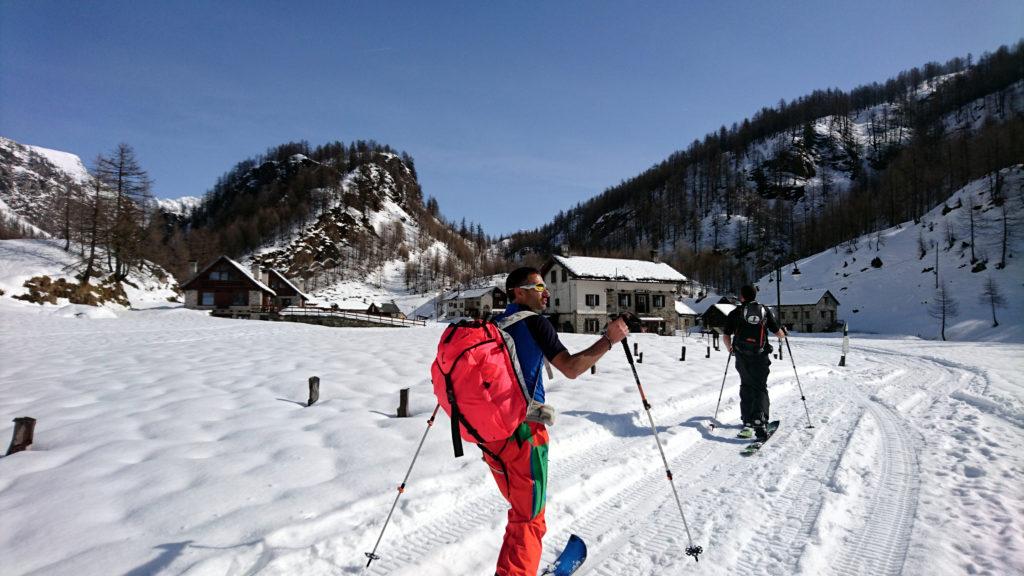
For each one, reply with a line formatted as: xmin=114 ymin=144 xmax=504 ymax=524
xmin=722 ymin=285 xmax=786 ymax=441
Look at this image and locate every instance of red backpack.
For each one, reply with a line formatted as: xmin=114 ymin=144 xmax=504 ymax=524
xmin=430 ymin=313 xmax=533 ymax=457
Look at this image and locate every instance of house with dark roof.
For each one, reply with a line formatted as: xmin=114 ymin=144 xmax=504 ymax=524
xmin=540 ymin=254 xmax=689 ymax=334
xmin=700 ymin=299 xmax=738 ymax=333
xmin=265 ymin=269 xmax=311 ymax=309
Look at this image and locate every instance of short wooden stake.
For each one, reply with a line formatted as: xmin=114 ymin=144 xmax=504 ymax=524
xmin=590 ymin=365 xmax=596 ymax=375
xmin=637 ymin=352 xmax=643 ymax=363
xmin=307 ymin=376 xmax=320 ymax=406
xmin=5 ymin=417 xmax=36 ymax=456
xmin=633 ymin=342 xmax=639 ymax=356
xmin=398 ymin=388 xmax=410 ymax=417
xmin=839 ymin=322 xmax=849 ymax=367
xmin=706 ymin=345 xmax=711 ymax=358
xmin=680 ymin=346 xmax=686 ymax=361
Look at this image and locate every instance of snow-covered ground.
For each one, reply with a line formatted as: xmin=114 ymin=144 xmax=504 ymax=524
xmin=1 ymin=300 xmax=1021 ymax=575
xmin=0 ymin=239 xmax=179 ymax=310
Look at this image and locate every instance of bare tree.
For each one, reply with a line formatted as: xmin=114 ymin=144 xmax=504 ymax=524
xmin=978 ymin=276 xmax=1006 ymax=327
xmin=928 ymin=284 xmax=960 ymax=341
xmin=79 ymin=175 xmax=106 ymax=286
xmin=95 ymin=143 xmax=152 ymax=280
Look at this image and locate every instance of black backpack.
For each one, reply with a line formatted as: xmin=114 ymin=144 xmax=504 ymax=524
xmin=733 ymin=302 xmax=772 ymax=356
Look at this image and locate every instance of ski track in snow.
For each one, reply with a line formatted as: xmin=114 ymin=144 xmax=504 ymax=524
xmin=252 ymin=340 xmax=1009 ymax=576
xmin=3 ymin=304 xmax=1022 ymax=576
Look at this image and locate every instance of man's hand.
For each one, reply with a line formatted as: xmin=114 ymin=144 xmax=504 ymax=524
xmin=606 ymin=317 xmax=629 ymax=344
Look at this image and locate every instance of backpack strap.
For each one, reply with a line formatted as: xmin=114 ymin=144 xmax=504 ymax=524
xmin=500 ymin=312 xmax=555 ymax=381
xmin=496 ymin=310 xmax=536 ymax=330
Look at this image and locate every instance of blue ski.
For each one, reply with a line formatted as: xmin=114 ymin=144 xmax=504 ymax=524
xmin=541 ymin=534 xmax=587 ymax=575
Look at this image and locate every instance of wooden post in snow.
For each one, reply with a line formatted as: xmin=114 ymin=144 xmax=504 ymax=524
xmin=839 ymin=323 xmax=849 ymax=367
xmin=307 ymin=376 xmax=320 ymax=406
xmin=5 ymin=417 xmax=36 ymax=456
xmin=398 ymin=388 xmax=410 ymax=417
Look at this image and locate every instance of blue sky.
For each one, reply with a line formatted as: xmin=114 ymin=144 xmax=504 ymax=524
xmin=2 ymin=1 xmax=1021 ymax=236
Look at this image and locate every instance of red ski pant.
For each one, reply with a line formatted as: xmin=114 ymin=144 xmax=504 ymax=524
xmin=481 ymin=421 xmax=549 ymax=576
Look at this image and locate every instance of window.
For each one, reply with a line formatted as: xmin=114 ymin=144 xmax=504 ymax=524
xmin=554 ymin=298 xmax=560 ymax=307
xmin=585 ymin=294 xmax=600 ymax=306
xmin=210 ymin=269 xmax=234 ymax=281
xmin=636 ymin=294 xmax=649 ymax=313
xmin=232 ymin=292 xmax=247 ymax=306
xmin=584 ymin=318 xmax=600 ymax=333
xmin=803 ymin=310 xmax=810 ymax=319
xmin=562 ymin=269 xmax=568 ymax=282
xmin=653 ymin=295 xmax=665 ymax=308
xmin=201 ymin=292 xmax=214 ymax=306
xmin=820 ymin=310 xmax=826 ymax=319
xmin=550 ymin=270 xmax=557 ymax=283
xmin=618 ymin=293 xmax=632 ymax=307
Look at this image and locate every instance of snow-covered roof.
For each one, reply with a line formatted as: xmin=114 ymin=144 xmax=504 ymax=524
xmin=225 ymin=258 xmax=276 ymax=295
xmin=445 ymin=286 xmax=502 ymax=300
xmin=711 ymin=303 xmax=736 ymax=316
xmin=551 ymin=255 xmax=687 ymax=283
xmin=774 ymin=289 xmax=836 ymax=306
xmin=182 ymin=256 xmax=276 ymax=295
xmin=267 ymin=269 xmax=310 ymax=300
xmin=675 ymin=301 xmax=698 ymax=316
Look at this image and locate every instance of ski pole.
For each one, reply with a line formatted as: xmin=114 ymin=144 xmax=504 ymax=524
xmin=782 ymin=337 xmax=815 ymax=428
xmin=621 ymin=339 xmax=703 ymax=562
xmin=709 ymin=351 xmax=733 ymax=430
xmin=365 ymin=403 xmax=441 ymax=568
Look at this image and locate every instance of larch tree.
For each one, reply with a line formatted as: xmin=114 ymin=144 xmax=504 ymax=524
xmin=928 ymin=284 xmax=960 ymax=341
xmin=978 ymin=276 xmax=1006 ymax=327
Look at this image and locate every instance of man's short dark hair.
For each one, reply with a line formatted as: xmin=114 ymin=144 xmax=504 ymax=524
xmin=506 ymin=266 xmax=541 ymax=293
xmin=740 ymin=285 xmax=757 ymax=302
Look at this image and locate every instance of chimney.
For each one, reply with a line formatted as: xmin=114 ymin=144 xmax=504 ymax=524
xmin=560 ymin=244 xmax=570 ymax=257
xmin=189 ymin=260 xmax=198 ymax=275
xmin=650 ymin=250 xmax=659 ymax=263
xmin=251 ymin=261 xmax=261 ymax=280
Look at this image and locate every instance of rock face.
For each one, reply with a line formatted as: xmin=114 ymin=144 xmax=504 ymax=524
xmin=0 ymin=136 xmax=90 ymax=236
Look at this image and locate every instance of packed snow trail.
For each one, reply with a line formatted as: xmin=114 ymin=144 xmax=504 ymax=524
xmin=2 ymin=305 xmax=1022 ymax=575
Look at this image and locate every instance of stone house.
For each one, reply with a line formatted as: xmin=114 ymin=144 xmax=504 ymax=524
xmin=443 ymin=286 xmax=507 ymax=319
xmin=674 ymin=300 xmax=700 ymax=333
xmin=540 ymin=255 xmax=689 ymax=335
xmin=774 ymin=289 xmax=841 ymax=332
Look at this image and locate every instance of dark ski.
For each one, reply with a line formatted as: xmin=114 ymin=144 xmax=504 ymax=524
xmin=541 ymin=534 xmax=587 ymax=575
xmin=740 ymin=420 xmax=780 ymax=456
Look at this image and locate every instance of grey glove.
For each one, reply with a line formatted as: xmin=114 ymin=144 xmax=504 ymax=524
xmin=525 ymin=403 xmax=556 ymax=426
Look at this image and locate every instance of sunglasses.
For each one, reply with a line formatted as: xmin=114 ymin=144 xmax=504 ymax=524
xmin=516 ymin=283 xmax=547 ymax=292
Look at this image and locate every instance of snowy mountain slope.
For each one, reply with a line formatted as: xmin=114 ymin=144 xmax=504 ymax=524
xmin=0 ymin=197 xmax=51 ymax=238
xmin=756 ymin=166 xmax=1024 ymax=342
xmin=0 ymin=305 xmax=1020 ymax=575
xmin=0 ymin=136 xmax=91 ymax=235
xmin=692 ymin=79 xmax=1024 ymax=256
xmin=154 ymin=196 xmax=202 ymax=218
